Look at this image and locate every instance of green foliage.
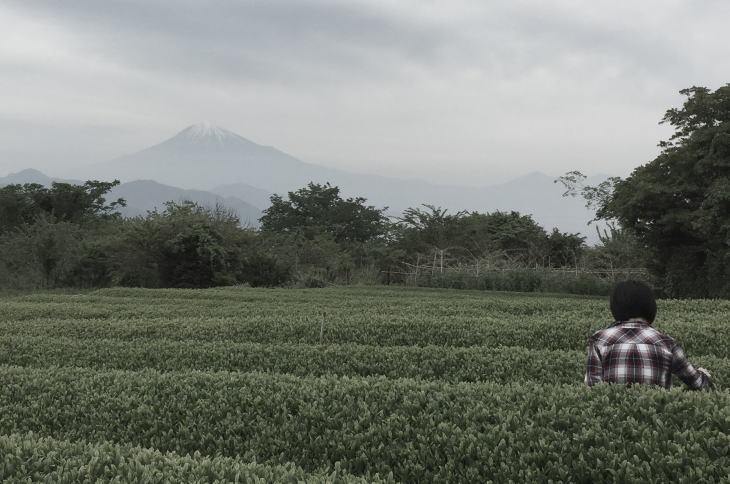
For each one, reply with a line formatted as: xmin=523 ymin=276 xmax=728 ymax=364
xmin=0 ymin=180 xmax=124 ymax=234
xmin=581 ymin=224 xmax=650 ymax=272
xmin=394 ymin=206 xmax=584 ymax=269
xmin=240 ymin=251 xmax=291 ymax=287
xmin=0 ymin=432 xmax=380 ymax=483
xmin=0 ymin=177 xmax=617 ymax=293
xmin=546 ymin=228 xmax=585 ymax=267
xmin=394 ymin=204 xmax=466 ymax=255
xmin=113 ymin=201 xmax=267 ymax=288
xmin=1 ymin=336 xmax=726 ymax=386
xmin=419 ymin=269 xmax=617 ymax=295
xmin=0 ymin=286 xmax=727 ymax=482
xmin=572 ymin=85 xmax=730 ymax=297
xmin=0 ymin=216 xmax=84 ymax=289
xmin=555 ymin=170 xmax=621 ymax=221
xmin=260 ymin=182 xmax=389 ymax=244
xmin=0 ymin=180 xmax=128 ymax=290
xmin=259 ymin=184 xmax=397 ymax=286
xmin=160 ymin=223 xmax=229 ymax=288
xmin=0 ymin=367 xmax=727 ymax=483
xmin=2 ymin=286 xmax=726 ymax=356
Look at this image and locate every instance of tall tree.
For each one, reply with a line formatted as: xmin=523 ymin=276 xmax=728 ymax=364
xmin=0 ymin=180 xmax=125 ymax=233
xmin=259 ymin=183 xmax=389 ymax=244
xmin=574 ymin=85 xmax=730 ymax=297
xmin=394 ymin=207 xmax=565 ymax=268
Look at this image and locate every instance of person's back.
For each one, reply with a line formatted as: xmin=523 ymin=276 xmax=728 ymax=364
xmin=585 ymin=280 xmax=711 ymax=390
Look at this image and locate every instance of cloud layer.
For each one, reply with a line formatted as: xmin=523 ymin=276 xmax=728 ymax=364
xmin=1 ymin=0 xmax=729 ymax=184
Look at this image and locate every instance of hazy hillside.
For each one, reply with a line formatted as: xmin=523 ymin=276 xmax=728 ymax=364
xmin=87 ymin=123 xmax=328 ymax=193
xmin=84 ymin=123 xmax=603 ymax=240
xmin=0 ymin=168 xmax=78 ymax=186
xmin=0 ymin=169 xmax=262 ymax=227
xmin=110 ymin=180 xmax=262 ymax=227
xmin=211 ymin=183 xmax=274 ymax=210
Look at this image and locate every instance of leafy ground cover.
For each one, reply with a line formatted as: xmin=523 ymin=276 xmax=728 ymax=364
xmin=0 ymin=286 xmax=728 ymax=482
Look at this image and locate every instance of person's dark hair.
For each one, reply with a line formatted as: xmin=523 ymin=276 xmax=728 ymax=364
xmin=610 ymin=280 xmax=657 ymax=323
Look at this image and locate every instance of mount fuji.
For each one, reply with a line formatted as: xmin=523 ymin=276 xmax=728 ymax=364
xmin=88 ymin=122 xmax=336 ymax=193
xmin=82 ymin=122 xmax=603 ymax=240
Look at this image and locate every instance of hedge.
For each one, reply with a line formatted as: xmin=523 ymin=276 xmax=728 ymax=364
xmin=0 ymin=366 xmax=727 ymax=482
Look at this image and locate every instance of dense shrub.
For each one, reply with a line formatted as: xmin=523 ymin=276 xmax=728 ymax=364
xmin=0 ymin=432 xmax=381 ymax=483
xmin=414 ymin=269 xmax=617 ymax=295
xmin=1 ymin=367 xmax=727 ymax=483
xmin=240 ymin=251 xmax=291 ymax=287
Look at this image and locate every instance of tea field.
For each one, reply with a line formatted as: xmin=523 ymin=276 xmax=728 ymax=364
xmin=1 ymin=286 xmax=728 ymax=482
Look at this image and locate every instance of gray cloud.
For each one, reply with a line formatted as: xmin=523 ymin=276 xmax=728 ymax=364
xmin=1 ymin=0 xmax=729 ymax=184
xmin=6 ymin=0 xmax=451 ymax=85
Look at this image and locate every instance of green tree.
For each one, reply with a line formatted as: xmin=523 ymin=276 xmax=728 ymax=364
xmin=394 ymin=207 xmax=556 ymax=269
xmin=567 ymin=85 xmax=730 ymax=297
xmin=0 ymin=180 xmax=125 ymax=234
xmin=114 ymin=201 xmax=263 ymax=288
xmin=459 ymin=211 xmax=549 ymax=266
xmin=395 ymin=205 xmax=464 ymax=256
xmin=0 ymin=216 xmax=85 ymax=289
xmin=260 ymin=183 xmax=389 ymax=244
xmin=579 ymin=224 xmax=648 ymax=272
xmin=546 ymin=229 xmax=585 ymax=268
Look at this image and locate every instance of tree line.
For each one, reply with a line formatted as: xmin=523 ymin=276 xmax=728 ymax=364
xmin=1 ymin=84 xmax=727 ymax=297
xmin=0 ymin=179 xmax=602 ymax=292
xmin=559 ymin=84 xmax=730 ymax=298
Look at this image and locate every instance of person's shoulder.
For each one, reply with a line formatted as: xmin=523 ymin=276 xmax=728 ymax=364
xmin=590 ymin=323 xmax=621 ymax=343
xmin=643 ymin=325 xmax=678 ymax=347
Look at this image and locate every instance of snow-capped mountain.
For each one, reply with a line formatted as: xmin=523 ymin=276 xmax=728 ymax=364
xmin=82 ymin=122 xmax=603 ymax=240
xmin=88 ymin=123 xmax=328 ymax=192
xmin=180 ymin=121 xmax=230 ymax=143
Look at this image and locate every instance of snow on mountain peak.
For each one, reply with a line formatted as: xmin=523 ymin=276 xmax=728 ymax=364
xmin=184 ymin=122 xmax=230 ymax=141
xmin=161 ymin=123 xmax=258 ymax=151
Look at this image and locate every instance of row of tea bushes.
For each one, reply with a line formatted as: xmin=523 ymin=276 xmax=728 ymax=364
xmin=0 ymin=336 xmax=726 ymax=387
xmin=10 ymin=285 xmax=730 ymax=319
xmin=2 ymin=313 xmax=726 ymax=356
xmin=0 ymin=432 xmax=385 ymax=483
xmin=1 ymin=366 xmax=727 ymax=482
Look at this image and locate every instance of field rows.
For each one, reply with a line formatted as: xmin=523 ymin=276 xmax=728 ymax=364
xmin=1 ymin=336 xmax=727 ymax=386
xmin=1 ymin=293 xmax=727 ymax=355
xmin=1 ymin=286 xmax=728 ymax=482
xmin=1 ymin=432 xmax=380 ymax=483
xmin=1 ymin=366 xmax=728 ymax=483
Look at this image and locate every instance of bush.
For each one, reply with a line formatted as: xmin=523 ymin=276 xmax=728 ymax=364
xmin=240 ymin=252 xmax=291 ymax=287
xmin=414 ymin=269 xmax=622 ymax=296
xmin=1 ymin=367 xmax=728 ymax=483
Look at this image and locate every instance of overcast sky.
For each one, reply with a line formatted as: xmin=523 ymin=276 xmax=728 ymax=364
xmin=1 ymin=0 xmax=729 ymax=185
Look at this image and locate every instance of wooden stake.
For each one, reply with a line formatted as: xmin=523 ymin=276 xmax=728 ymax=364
xmin=319 ymin=311 xmax=326 ymax=344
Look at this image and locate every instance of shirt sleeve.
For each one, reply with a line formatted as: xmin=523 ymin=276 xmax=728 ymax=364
xmin=670 ymin=345 xmax=710 ymax=391
xmin=584 ymin=340 xmax=603 ymax=386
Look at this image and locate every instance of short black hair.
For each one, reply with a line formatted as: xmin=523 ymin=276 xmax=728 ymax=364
xmin=610 ymin=280 xmax=657 ymax=323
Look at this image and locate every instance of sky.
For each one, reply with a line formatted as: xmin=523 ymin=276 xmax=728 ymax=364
xmin=1 ymin=0 xmax=729 ymax=186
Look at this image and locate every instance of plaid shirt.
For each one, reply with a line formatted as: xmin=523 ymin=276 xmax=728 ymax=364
xmin=585 ymin=320 xmax=709 ymax=390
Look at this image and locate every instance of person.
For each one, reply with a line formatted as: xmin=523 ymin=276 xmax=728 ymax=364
xmin=585 ymin=280 xmax=711 ymax=390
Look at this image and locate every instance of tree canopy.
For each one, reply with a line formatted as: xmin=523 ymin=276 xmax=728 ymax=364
xmin=0 ymin=180 xmax=125 ymax=234
xmin=394 ymin=205 xmax=584 ymax=268
xmin=572 ymin=85 xmax=730 ymax=297
xmin=259 ymin=183 xmax=389 ymax=244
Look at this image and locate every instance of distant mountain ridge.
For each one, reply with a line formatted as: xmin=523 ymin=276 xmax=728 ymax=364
xmin=0 ymin=168 xmax=78 ymax=186
xmin=47 ymin=122 xmax=605 ymax=241
xmin=88 ymin=123 xmax=322 ymax=192
xmin=0 ymin=169 xmax=262 ymax=226
xmin=211 ymin=182 xmax=273 ymax=211
xmin=111 ymin=180 xmax=261 ymax=226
